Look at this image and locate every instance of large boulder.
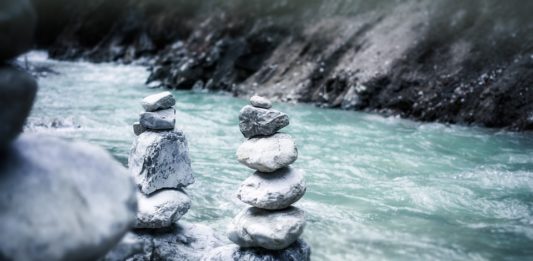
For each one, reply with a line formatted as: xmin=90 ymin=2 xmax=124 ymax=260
xmin=0 ymin=134 xmax=137 ymax=261
xmin=228 ymin=207 xmax=306 ymax=250
xmin=129 ymin=130 xmax=194 ymax=195
xmin=135 ymin=189 xmax=191 ymax=229
xmin=139 ymin=107 xmax=176 ymax=130
xmin=238 ymin=167 xmax=306 ymax=210
xmin=0 ymin=0 xmax=36 ymax=61
xmin=102 ymin=222 xmax=224 ymax=261
xmin=237 ymin=133 xmax=298 ymax=172
xmin=0 ymin=66 xmax=37 ymax=150
xmin=239 ymin=105 xmax=289 ymax=138
xmin=202 ymin=240 xmax=311 ymax=261
xmin=141 ymin=91 xmax=176 ymax=112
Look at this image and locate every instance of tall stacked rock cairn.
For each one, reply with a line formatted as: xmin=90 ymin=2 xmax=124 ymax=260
xmin=203 ymin=95 xmax=311 ymax=260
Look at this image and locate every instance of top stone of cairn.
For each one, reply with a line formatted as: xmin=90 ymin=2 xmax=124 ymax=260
xmin=141 ymin=91 xmax=176 ymax=112
xmin=250 ymin=95 xmax=272 ymax=109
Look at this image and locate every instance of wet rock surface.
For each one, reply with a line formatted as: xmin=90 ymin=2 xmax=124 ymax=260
xmin=33 ymin=0 xmax=533 ymax=131
xmin=237 ymin=133 xmax=298 ymax=172
xmin=202 ymin=240 xmax=311 ymax=261
xmin=0 ymin=134 xmax=137 ymax=261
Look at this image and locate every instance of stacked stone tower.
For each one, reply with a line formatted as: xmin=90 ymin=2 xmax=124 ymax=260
xmin=129 ymin=91 xmax=194 ymax=229
xmin=204 ymin=95 xmax=310 ymax=260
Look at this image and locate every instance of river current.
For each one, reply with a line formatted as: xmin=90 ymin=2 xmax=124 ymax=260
xmin=24 ymin=52 xmax=533 ymax=260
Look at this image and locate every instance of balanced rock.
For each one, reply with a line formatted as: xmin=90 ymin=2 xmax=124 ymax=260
xmin=239 ymin=105 xmax=289 ymax=138
xmin=228 ymin=207 xmax=305 ymax=250
xmin=238 ymin=167 xmax=306 ymax=210
xmin=237 ymin=133 xmax=297 ymax=172
xmin=139 ymin=107 xmax=175 ymax=130
xmin=250 ymin=95 xmax=272 ymax=109
xmin=133 ymin=121 xmax=146 ymax=135
xmin=103 ymin=222 xmax=224 ymax=261
xmin=141 ymin=91 xmax=176 ymax=112
xmin=129 ymin=130 xmax=194 ymax=195
xmin=202 ymin=240 xmax=311 ymax=261
xmin=0 ymin=66 xmax=37 ymax=150
xmin=135 ymin=189 xmax=191 ymax=229
xmin=0 ymin=134 xmax=137 ymax=261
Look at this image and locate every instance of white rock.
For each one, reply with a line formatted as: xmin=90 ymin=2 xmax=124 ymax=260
xmin=250 ymin=95 xmax=272 ymax=109
xmin=135 ymin=189 xmax=191 ymax=229
xmin=141 ymin=91 xmax=176 ymax=111
xmin=238 ymin=167 xmax=306 ymax=210
xmin=237 ymin=133 xmax=297 ymax=172
xmin=139 ymin=107 xmax=175 ymax=130
xmin=129 ymin=130 xmax=194 ymax=195
xmin=227 ymin=207 xmax=305 ymax=250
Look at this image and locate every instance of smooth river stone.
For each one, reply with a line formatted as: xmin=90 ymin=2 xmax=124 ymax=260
xmin=239 ymin=105 xmax=289 ymax=138
xmin=250 ymin=95 xmax=272 ymax=109
xmin=141 ymin=91 xmax=176 ymax=112
xmin=238 ymin=167 xmax=306 ymax=210
xmin=227 ymin=207 xmax=305 ymax=250
xmin=202 ymin=239 xmax=310 ymax=261
xmin=237 ymin=133 xmax=297 ymax=172
xmin=139 ymin=107 xmax=175 ymax=130
xmin=129 ymin=130 xmax=194 ymax=195
xmin=0 ymin=134 xmax=137 ymax=261
xmin=134 ymin=189 xmax=191 ymax=229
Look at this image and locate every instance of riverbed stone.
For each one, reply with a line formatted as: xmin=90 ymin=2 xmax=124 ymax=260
xmin=0 ymin=134 xmax=137 ymax=261
xmin=250 ymin=95 xmax=272 ymax=109
xmin=202 ymin=240 xmax=311 ymax=261
xmin=238 ymin=167 xmax=306 ymax=210
xmin=129 ymin=130 xmax=194 ymax=195
xmin=237 ymin=133 xmax=298 ymax=172
xmin=135 ymin=189 xmax=191 ymax=229
xmin=228 ymin=207 xmax=305 ymax=250
xmin=133 ymin=121 xmax=146 ymax=135
xmin=0 ymin=66 xmax=37 ymax=150
xmin=239 ymin=105 xmax=289 ymax=138
xmin=102 ymin=222 xmax=224 ymax=261
xmin=141 ymin=91 xmax=176 ymax=112
xmin=139 ymin=107 xmax=175 ymax=130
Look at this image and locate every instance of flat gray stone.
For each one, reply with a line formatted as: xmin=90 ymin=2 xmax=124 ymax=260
xmin=0 ymin=66 xmax=37 ymax=150
xmin=238 ymin=167 xmax=306 ymax=210
xmin=228 ymin=207 xmax=305 ymax=250
xmin=237 ymin=133 xmax=297 ymax=172
xmin=239 ymin=105 xmax=289 ymax=138
xmin=141 ymin=91 xmax=176 ymax=112
xmin=129 ymin=130 xmax=194 ymax=195
xmin=202 ymin=240 xmax=311 ymax=261
xmin=139 ymin=107 xmax=175 ymax=130
xmin=135 ymin=189 xmax=191 ymax=229
xmin=133 ymin=121 xmax=146 ymax=135
xmin=102 ymin=222 xmax=224 ymax=261
xmin=250 ymin=95 xmax=272 ymax=109
xmin=0 ymin=134 xmax=137 ymax=261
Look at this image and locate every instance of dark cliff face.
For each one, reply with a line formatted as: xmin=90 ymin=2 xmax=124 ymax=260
xmin=32 ymin=0 xmax=533 ymax=131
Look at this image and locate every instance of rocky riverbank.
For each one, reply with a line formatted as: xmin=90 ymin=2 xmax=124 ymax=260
xmin=31 ymin=0 xmax=533 ymax=131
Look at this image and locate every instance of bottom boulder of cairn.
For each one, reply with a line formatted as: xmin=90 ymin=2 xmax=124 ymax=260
xmin=202 ymin=239 xmax=311 ymax=261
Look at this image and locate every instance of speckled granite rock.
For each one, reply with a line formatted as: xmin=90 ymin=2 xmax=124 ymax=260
xmin=239 ymin=105 xmax=289 ymax=138
xmin=135 ymin=189 xmax=191 ymax=229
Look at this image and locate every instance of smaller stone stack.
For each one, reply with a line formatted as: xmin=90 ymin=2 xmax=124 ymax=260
xmin=205 ymin=95 xmax=310 ymax=260
xmin=128 ymin=91 xmax=195 ymax=229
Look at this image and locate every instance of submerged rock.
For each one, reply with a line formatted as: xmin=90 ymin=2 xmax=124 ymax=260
xmin=129 ymin=130 xmax=194 ymax=195
xmin=238 ymin=167 xmax=306 ymax=210
xmin=202 ymin=240 xmax=311 ymax=261
xmin=0 ymin=66 xmax=37 ymax=150
xmin=237 ymin=133 xmax=298 ymax=172
xmin=102 ymin=222 xmax=224 ymax=261
xmin=133 ymin=121 xmax=146 ymax=135
xmin=139 ymin=107 xmax=176 ymax=130
xmin=239 ymin=105 xmax=289 ymax=138
xmin=135 ymin=189 xmax=191 ymax=229
xmin=141 ymin=91 xmax=176 ymax=112
xmin=228 ymin=207 xmax=306 ymax=250
xmin=250 ymin=95 xmax=272 ymax=109
xmin=0 ymin=134 xmax=137 ymax=261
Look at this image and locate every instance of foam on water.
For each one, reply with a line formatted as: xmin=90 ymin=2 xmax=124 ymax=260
xmin=25 ymin=52 xmax=533 ymax=260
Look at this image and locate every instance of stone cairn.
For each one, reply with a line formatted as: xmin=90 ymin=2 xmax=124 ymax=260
xmin=129 ymin=91 xmax=195 ymax=229
xmin=204 ymin=95 xmax=310 ymax=260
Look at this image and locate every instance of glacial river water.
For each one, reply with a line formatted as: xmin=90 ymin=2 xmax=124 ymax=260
xmin=25 ymin=53 xmax=533 ymax=260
